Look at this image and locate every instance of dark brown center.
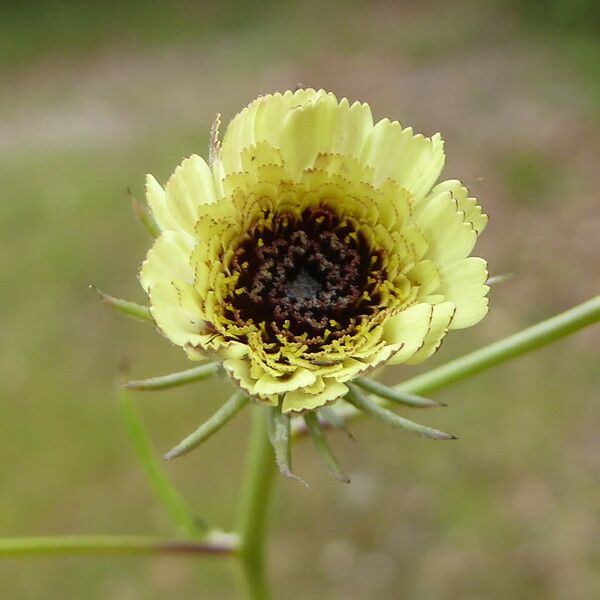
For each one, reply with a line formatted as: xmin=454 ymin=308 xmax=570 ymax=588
xmin=227 ymin=207 xmax=384 ymax=343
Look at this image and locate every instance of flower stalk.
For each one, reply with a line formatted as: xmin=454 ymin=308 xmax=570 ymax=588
xmin=237 ymin=406 xmax=277 ymax=600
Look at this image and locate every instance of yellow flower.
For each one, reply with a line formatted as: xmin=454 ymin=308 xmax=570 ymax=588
xmin=140 ymin=89 xmax=488 ymax=413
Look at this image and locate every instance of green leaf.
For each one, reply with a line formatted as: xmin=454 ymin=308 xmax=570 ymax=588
xmin=92 ymin=285 xmax=152 ymax=321
xmin=346 ymin=384 xmax=455 ymax=441
xmin=129 ymin=188 xmax=161 ymax=239
xmin=267 ymin=403 xmax=307 ymax=486
xmin=304 ymin=412 xmax=350 ymax=483
xmin=124 ymin=363 xmax=220 ymax=391
xmin=354 ymin=376 xmax=444 ymax=408
xmin=163 ymin=391 xmax=248 ymax=461
xmin=118 ymin=384 xmax=204 ymax=536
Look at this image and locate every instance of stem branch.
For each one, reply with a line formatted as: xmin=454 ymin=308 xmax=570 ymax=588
xmin=0 ymin=533 xmax=239 ymax=557
xmin=396 ymin=295 xmax=600 ymax=397
xmin=237 ymin=406 xmax=277 ymax=600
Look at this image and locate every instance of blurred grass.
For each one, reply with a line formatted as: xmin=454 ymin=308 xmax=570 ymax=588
xmin=0 ymin=0 xmax=273 ymax=68
xmin=498 ymin=149 xmax=561 ymax=206
xmin=1 ymin=1 xmax=599 ymax=598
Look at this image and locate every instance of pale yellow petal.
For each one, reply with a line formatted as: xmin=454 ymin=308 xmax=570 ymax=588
xmin=139 ymin=231 xmax=193 ymax=292
xmin=223 ymin=358 xmax=256 ymax=395
xmin=240 ymin=142 xmax=284 ymax=171
xmin=407 ymin=259 xmax=441 ymax=297
xmin=146 ymin=174 xmax=178 ymax=233
xmin=411 ymin=188 xmax=477 ymax=267
xmin=383 ymin=303 xmax=433 ymax=365
xmin=334 ymin=358 xmax=371 ymax=382
xmin=439 ymin=257 xmax=489 ymax=329
xmin=282 ymin=380 xmax=349 ymax=413
xmin=220 ymin=89 xmax=327 ymax=173
xmin=254 ymin=368 xmax=317 ymax=396
xmin=222 ymin=358 xmax=280 ymax=405
xmin=221 ymin=341 xmax=250 ymax=359
xmin=360 ymin=119 xmax=445 ymax=199
xmin=429 ymin=180 xmax=487 ymax=234
xmin=406 ymin=301 xmax=455 ymax=364
xmin=163 ymin=154 xmax=218 ymax=236
xmin=149 ymin=282 xmax=207 ymax=347
xmin=279 ymin=95 xmax=373 ymax=175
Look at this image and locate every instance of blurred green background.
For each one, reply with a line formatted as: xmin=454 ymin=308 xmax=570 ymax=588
xmin=1 ymin=1 xmax=599 ymax=598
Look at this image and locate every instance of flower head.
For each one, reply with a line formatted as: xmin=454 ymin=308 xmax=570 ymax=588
xmin=140 ymin=89 xmax=488 ymax=413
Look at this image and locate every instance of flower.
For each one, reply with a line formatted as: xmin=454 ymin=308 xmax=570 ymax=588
xmin=139 ymin=89 xmax=488 ymax=413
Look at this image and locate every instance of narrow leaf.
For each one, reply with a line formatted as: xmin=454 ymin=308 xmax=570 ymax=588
xmin=318 ymin=406 xmax=355 ymax=440
xmin=268 ymin=404 xmax=307 ymax=486
xmin=130 ymin=190 xmax=161 ymax=239
xmin=163 ymin=391 xmax=248 ymax=461
xmin=92 ymin=285 xmax=152 ymax=321
xmin=304 ymin=412 xmax=350 ymax=483
xmin=118 ymin=384 xmax=204 ymax=536
xmin=346 ymin=384 xmax=456 ymax=441
xmin=354 ymin=376 xmax=444 ymax=408
xmin=124 ymin=363 xmax=220 ymax=391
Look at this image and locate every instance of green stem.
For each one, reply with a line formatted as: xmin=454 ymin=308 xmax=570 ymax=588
xmin=237 ymin=406 xmax=277 ymax=600
xmin=292 ymin=295 xmax=600 ymax=436
xmin=119 ymin=386 xmax=204 ymax=536
xmin=0 ymin=533 xmax=239 ymax=557
xmin=395 ymin=295 xmax=600 ymax=397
